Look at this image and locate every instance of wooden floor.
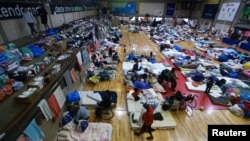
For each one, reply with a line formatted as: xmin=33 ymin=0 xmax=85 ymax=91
xmin=85 ymin=29 xmax=250 ymax=141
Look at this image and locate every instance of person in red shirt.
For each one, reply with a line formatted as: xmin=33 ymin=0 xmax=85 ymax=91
xmin=134 ymin=103 xmax=154 ymax=140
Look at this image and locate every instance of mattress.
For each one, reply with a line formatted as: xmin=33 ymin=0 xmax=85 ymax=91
xmin=221 ymin=62 xmax=243 ymax=71
xmin=185 ymin=82 xmax=222 ymax=94
xmin=129 ymin=111 xmax=176 ymax=129
xmin=79 ymin=91 xmax=98 ymax=107
xmin=126 ymin=90 xmax=164 ymax=113
xmin=87 ymin=92 xmax=102 ymax=102
xmin=162 ymin=49 xmax=186 ymax=58
xmin=217 ymin=77 xmax=250 ymax=88
xmin=57 ymin=123 xmax=112 ymax=141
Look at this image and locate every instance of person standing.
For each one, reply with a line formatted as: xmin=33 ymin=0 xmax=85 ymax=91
xmin=205 ymin=77 xmax=214 ymax=94
xmin=38 ymin=5 xmax=49 ymax=31
xmin=22 ymin=7 xmax=37 ymax=38
xmin=134 ymin=103 xmax=154 ymax=140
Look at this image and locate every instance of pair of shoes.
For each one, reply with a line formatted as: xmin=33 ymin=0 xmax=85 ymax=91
xmin=134 ymin=132 xmax=140 ymax=136
xmin=146 ymin=136 xmax=153 ymax=140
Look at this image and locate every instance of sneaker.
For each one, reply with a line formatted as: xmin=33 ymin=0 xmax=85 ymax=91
xmin=146 ymin=136 xmax=153 ymax=140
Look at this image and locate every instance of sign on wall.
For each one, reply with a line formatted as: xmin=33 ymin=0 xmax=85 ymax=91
xmin=50 ymin=4 xmax=85 ymax=14
xmin=166 ymin=3 xmax=176 ymax=16
xmin=0 ymin=2 xmax=42 ymax=20
xmin=217 ymin=2 xmax=240 ymax=22
xmin=201 ymin=4 xmax=219 ymax=20
xmin=110 ymin=2 xmax=136 ymax=14
xmin=240 ymin=4 xmax=250 ymax=22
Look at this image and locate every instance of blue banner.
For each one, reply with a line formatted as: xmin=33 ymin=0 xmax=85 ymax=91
xmin=202 ymin=4 xmax=219 ymax=20
xmin=166 ymin=3 xmax=176 ymax=16
xmin=111 ymin=2 xmax=136 ymax=14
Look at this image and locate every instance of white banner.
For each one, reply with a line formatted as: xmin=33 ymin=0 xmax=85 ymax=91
xmin=217 ymin=2 xmax=240 ymax=22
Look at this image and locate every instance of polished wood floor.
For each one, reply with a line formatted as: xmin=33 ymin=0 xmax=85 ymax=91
xmin=85 ymin=29 xmax=250 ymax=141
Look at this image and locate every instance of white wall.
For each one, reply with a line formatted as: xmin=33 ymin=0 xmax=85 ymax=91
xmin=50 ymin=14 xmax=65 ymax=27
xmin=64 ymin=13 xmax=74 ymax=23
xmin=73 ymin=12 xmax=80 ymax=20
xmin=1 ymin=18 xmax=30 ymax=41
xmin=139 ymin=2 xmax=165 ymax=16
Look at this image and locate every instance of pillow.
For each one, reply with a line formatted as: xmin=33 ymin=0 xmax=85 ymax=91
xmin=76 ymin=120 xmax=89 ymax=132
xmin=57 ymin=130 xmax=70 ymax=137
xmin=229 ymin=104 xmax=244 ymax=117
xmin=87 ymin=92 xmax=102 ymax=102
xmin=163 ymin=62 xmax=170 ymax=67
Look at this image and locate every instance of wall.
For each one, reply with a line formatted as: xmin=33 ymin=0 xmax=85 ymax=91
xmin=0 ymin=10 xmax=96 ymax=45
xmin=213 ymin=0 xmax=243 ymax=32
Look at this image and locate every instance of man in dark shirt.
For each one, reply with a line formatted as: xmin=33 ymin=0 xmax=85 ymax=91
xmin=38 ymin=5 xmax=49 ymax=31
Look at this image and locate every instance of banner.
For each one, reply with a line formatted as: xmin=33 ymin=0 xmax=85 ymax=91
xmin=201 ymin=4 xmax=219 ymax=20
xmin=50 ymin=4 xmax=84 ymax=14
xmin=0 ymin=2 xmax=42 ymax=20
xmin=166 ymin=3 xmax=176 ymax=16
xmin=217 ymin=2 xmax=240 ymax=22
xmin=111 ymin=2 xmax=136 ymax=14
xmin=240 ymin=4 xmax=250 ymax=22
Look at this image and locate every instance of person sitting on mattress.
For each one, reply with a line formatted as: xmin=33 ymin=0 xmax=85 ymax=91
xmin=132 ymin=88 xmax=141 ymax=101
xmin=165 ymin=90 xmax=184 ymax=107
xmin=134 ymin=103 xmax=154 ymax=140
xmin=167 ymin=68 xmax=178 ymax=92
xmin=95 ymin=90 xmax=112 ymax=117
xmin=70 ymin=102 xmax=90 ymax=123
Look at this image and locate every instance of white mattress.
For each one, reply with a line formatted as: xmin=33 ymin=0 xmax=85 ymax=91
xmin=185 ymin=81 xmax=223 ymax=96
xmin=129 ymin=111 xmax=176 ymax=129
xmin=217 ymin=77 xmax=250 ymax=88
xmin=79 ymin=91 xmax=98 ymax=107
xmin=162 ymin=49 xmax=186 ymax=58
xmin=221 ymin=62 xmax=243 ymax=71
xmin=87 ymin=92 xmax=102 ymax=102
xmin=126 ymin=90 xmax=164 ymax=113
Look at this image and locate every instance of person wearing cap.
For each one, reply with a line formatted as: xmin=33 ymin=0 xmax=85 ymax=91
xmin=70 ymin=102 xmax=90 ymax=123
xmin=134 ymin=104 xmax=154 ymax=140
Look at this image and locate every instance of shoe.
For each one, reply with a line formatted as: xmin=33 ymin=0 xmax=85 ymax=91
xmin=150 ymin=128 xmax=155 ymax=132
xmin=146 ymin=136 xmax=153 ymax=140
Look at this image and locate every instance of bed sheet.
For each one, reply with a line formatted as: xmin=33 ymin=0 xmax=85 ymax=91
xmin=162 ymin=49 xmax=186 ymax=58
xmin=57 ymin=123 xmax=112 ymax=141
xmin=87 ymin=92 xmax=103 ymax=102
xmin=129 ymin=111 xmax=176 ymax=129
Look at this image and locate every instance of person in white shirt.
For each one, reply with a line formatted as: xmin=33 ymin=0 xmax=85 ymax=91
xmin=22 ymin=7 xmax=37 ymax=38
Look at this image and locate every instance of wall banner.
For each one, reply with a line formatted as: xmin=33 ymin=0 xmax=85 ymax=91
xmin=217 ymin=2 xmax=240 ymax=22
xmin=201 ymin=4 xmax=219 ymax=20
xmin=110 ymin=2 xmax=136 ymax=14
xmin=166 ymin=3 xmax=176 ymax=16
xmin=0 ymin=2 xmax=42 ymax=20
xmin=50 ymin=4 xmax=84 ymax=14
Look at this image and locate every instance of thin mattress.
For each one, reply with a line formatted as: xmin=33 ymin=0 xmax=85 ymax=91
xmin=129 ymin=111 xmax=176 ymax=129
xmin=79 ymin=91 xmax=98 ymax=107
xmin=185 ymin=81 xmax=222 ymax=95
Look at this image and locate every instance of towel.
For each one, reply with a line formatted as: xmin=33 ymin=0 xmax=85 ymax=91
xmin=63 ymin=70 xmax=73 ymax=90
xmin=48 ymin=94 xmax=61 ymax=122
xmin=23 ymin=119 xmax=45 ymax=141
xmin=53 ymin=86 xmax=66 ymax=109
xmin=37 ymin=99 xmax=53 ymax=121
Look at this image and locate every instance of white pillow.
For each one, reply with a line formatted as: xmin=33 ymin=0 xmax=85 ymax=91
xmin=229 ymin=104 xmax=244 ymax=117
xmin=57 ymin=130 xmax=70 ymax=137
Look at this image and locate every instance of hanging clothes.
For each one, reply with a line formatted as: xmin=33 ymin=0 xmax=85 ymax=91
xmin=53 ymin=86 xmax=66 ymax=109
xmin=63 ymin=70 xmax=73 ymax=90
xmin=23 ymin=119 xmax=45 ymax=141
xmin=37 ymin=99 xmax=53 ymax=121
xmin=47 ymin=94 xmax=61 ymax=122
